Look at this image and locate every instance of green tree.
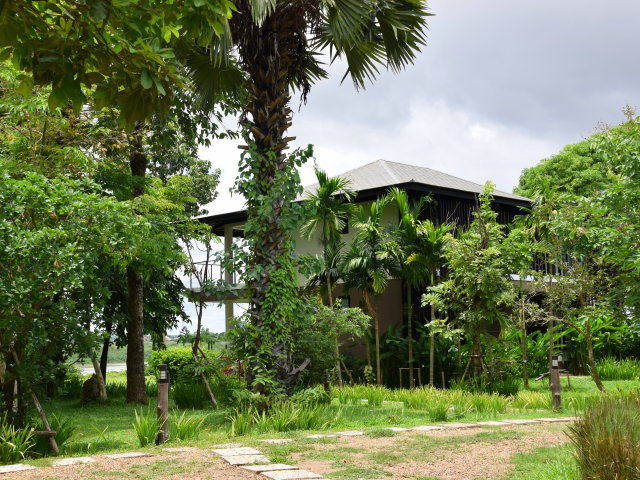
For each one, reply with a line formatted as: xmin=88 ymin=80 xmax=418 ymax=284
xmin=343 ymin=197 xmax=395 ymax=385
xmin=187 ymin=0 xmax=431 ymax=392
xmin=426 ymin=184 xmax=516 ymax=378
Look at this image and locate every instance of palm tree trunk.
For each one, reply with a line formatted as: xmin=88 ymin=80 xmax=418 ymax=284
xmin=429 ymin=304 xmax=435 ymax=386
xmin=363 ymin=289 xmax=381 ymax=385
xmin=406 ymin=284 xmax=414 ymax=388
xmin=520 ymin=295 xmax=529 ymax=389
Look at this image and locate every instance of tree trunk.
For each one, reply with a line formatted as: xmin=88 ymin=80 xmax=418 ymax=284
xmin=471 ymin=334 xmax=483 ymax=377
xmin=126 ymin=131 xmax=148 ymax=404
xmin=231 ymin=6 xmax=302 ymax=394
xmin=326 ymin=264 xmax=342 ymax=386
xmin=520 ymin=296 xmax=529 ymax=389
xmin=584 ymin=320 xmax=606 ymax=392
xmin=126 ymin=267 xmax=147 ymax=404
xmin=429 ymin=304 xmax=435 ymax=387
xmin=91 ymin=356 xmax=107 ymax=401
xmin=407 ymin=284 xmax=414 ymax=388
xmin=363 ymin=290 xmax=381 ymax=385
xmin=99 ymin=320 xmax=112 ymax=382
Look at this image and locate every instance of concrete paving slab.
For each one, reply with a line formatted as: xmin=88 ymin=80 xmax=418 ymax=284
xmin=304 ymin=434 xmax=338 ymax=439
xmin=241 ymin=464 xmax=300 ymax=473
xmin=211 ymin=443 xmax=243 ymax=448
xmin=259 ymin=438 xmax=293 ymax=444
xmin=385 ymin=427 xmax=410 ymax=432
xmin=438 ymin=423 xmax=478 ymax=429
xmin=213 ymin=446 xmax=261 ymax=456
xmin=336 ymin=430 xmax=364 ymax=436
xmin=163 ymin=447 xmax=199 ymax=452
xmin=476 ymin=421 xmax=510 ymax=426
xmin=412 ymin=425 xmax=444 ymax=431
xmin=534 ymin=417 xmax=573 ymax=423
xmin=262 ymin=469 xmax=324 ymax=480
xmin=104 ymin=452 xmax=152 ymax=459
xmin=53 ymin=456 xmax=95 ymax=466
xmin=222 ymin=454 xmax=269 ymax=465
xmin=0 ymin=464 xmax=37 ymax=474
xmin=501 ymin=419 xmax=540 ymax=425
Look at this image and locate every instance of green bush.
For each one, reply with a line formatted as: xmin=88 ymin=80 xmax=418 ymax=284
xmin=568 ymin=394 xmax=640 ymax=480
xmin=170 ymin=411 xmax=208 ymax=442
xmin=132 ymin=409 xmax=161 ymax=447
xmin=61 ymin=365 xmax=85 ymax=399
xmin=290 ymin=385 xmax=330 ymax=406
xmin=209 ymin=375 xmax=247 ymax=406
xmin=32 ymin=414 xmax=76 ymax=456
xmin=148 ymin=348 xmax=201 ymax=382
xmin=596 ymin=357 xmax=640 ymax=381
xmin=0 ymin=414 xmax=35 ymax=464
xmin=172 ymin=382 xmax=211 ymax=409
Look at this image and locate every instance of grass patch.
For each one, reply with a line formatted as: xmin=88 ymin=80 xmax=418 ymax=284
xmin=502 ymin=444 xmax=579 ymax=480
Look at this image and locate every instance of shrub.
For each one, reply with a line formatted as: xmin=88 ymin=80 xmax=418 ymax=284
xmin=148 ymin=348 xmax=201 ymax=381
xmin=290 ymin=386 xmax=330 ymax=406
xmin=32 ymin=414 xmax=76 ymax=456
xmin=363 ymin=386 xmax=387 ymax=407
xmin=210 ymin=375 xmax=247 ymax=406
xmin=511 ymin=390 xmax=552 ymax=410
xmin=61 ymin=365 xmax=85 ymax=399
xmin=105 ymin=382 xmax=127 ymax=399
xmin=596 ymin=357 xmax=640 ymax=381
xmin=170 ymin=411 xmax=207 ymax=442
xmin=568 ymin=394 xmax=640 ymax=480
xmin=0 ymin=414 xmax=35 ymax=464
xmin=172 ymin=382 xmax=211 ymax=410
xmin=133 ymin=409 xmax=161 ymax=447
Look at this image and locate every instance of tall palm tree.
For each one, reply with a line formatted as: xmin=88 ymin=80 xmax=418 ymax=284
xmin=185 ymin=1 xmax=431 ymax=390
xmin=301 ymin=167 xmax=355 ymax=308
xmin=388 ymin=188 xmax=451 ymax=387
xmin=343 ymin=197 xmax=395 ymax=385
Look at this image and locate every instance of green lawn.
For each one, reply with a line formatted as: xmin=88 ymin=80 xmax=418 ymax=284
xmin=29 ymin=376 xmax=638 ymax=478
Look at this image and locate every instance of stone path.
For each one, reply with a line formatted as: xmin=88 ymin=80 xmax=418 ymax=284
xmin=0 ymin=416 xmax=578 ymax=479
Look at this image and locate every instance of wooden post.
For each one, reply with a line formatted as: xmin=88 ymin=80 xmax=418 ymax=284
xmin=550 ymin=355 xmax=562 ymax=409
xmin=156 ymin=364 xmax=169 ymax=445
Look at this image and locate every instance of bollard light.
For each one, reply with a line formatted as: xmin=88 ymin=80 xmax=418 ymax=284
xmin=159 ymin=364 xmax=170 ymax=384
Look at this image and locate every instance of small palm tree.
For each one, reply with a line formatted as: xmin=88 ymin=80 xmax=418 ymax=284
xmin=343 ymin=197 xmax=395 ymax=385
xmin=301 ymin=167 xmax=355 ymax=308
xmin=388 ymin=188 xmax=451 ymax=387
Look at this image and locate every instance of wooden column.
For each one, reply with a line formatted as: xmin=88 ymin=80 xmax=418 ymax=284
xmin=156 ymin=364 xmax=169 ymax=444
xmin=550 ymin=355 xmax=562 ymax=409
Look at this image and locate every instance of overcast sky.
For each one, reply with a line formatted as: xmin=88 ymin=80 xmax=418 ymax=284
xmin=202 ymin=0 xmax=640 ymax=215
xmin=186 ymin=0 xmax=640 ymax=332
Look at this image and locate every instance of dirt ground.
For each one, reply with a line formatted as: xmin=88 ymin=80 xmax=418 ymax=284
xmin=293 ymin=424 xmax=570 ymax=480
xmin=9 ymin=424 xmax=571 ymax=480
xmin=9 ymin=448 xmax=263 ymax=480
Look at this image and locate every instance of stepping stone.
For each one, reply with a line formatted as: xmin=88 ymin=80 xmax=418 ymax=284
xmin=304 ymin=434 xmax=338 ymax=439
xmin=438 ymin=423 xmax=478 ymax=429
xmin=0 ymin=464 xmax=36 ymax=474
xmin=53 ymin=457 xmax=95 ymax=466
xmin=223 ymin=454 xmax=269 ymax=465
xmin=163 ymin=447 xmax=199 ymax=452
xmin=260 ymin=438 xmax=293 ymax=444
xmin=534 ymin=417 xmax=572 ymax=423
xmin=336 ymin=430 xmax=364 ymax=436
xmin=412 ymin=425 xmax=444 ymax=431
xmin=262 ymin=469 xmax=324 ymax=480
xmin=385 ymin=427 xmax=410 ymax=432
xmin=211 ymin=443 xmax=243 ymax=448
xmin=502 ymin=419 xmax=540 ymax=425
xmin=476 ymin=421 xmax=510 ymax=426
xmin=242 ymin=464 xmax=300 ymax=473
xmin=105 ymin=452 xmax=151 ymax=459
xmin=213 ymin=447 xmax=261 ymax=456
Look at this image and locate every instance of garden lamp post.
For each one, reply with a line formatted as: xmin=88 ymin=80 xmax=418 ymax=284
xmin=550 ymin=355 xmax=562 ymax=409
xmin=156 ymin=364 xmax=170 ymax=444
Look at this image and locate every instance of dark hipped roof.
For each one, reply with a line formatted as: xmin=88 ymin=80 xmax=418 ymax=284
xmin=299 ymin=159 xmax=529 ymax=202
xmin=199 ymin=159 xmax=530 ymax=230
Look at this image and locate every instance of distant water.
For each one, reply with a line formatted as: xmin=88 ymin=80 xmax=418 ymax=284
xmin=80 ymin=363 xmax=127 ymax=375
